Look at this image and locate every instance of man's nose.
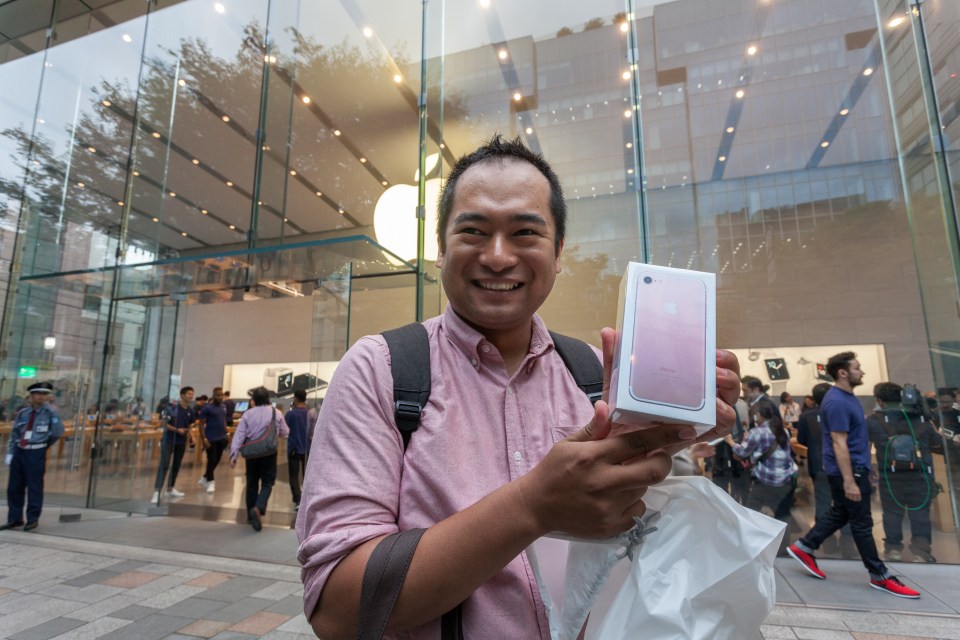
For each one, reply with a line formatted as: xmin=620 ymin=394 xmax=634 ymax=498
xmin=478 ymin=234 xmax=518 ymax=270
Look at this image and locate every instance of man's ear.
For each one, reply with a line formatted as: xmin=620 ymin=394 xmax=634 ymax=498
xmin=554 ymin=239 xmax=564 ymax=274
xmin=435 ymin=251 xmax=443 ymax=270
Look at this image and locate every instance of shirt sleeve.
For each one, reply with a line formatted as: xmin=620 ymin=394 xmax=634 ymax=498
xmin=820 ymin=398 xmax=852 ymax=434
xmin=230 ymin=414 xmax=249 ymax=460
xmin=276 ymin=409 xmax=289 ymax=438
xmin=732 ymin=427 xmax=760 ymax=459
xmin=294 ymin=336 xmax=403 ymax=622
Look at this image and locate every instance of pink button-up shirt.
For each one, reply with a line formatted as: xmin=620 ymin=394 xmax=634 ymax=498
xmin=296 ymin=305 xmax=597 ymax=639
xmin=230 ymin=405 xmax=289 ymax=461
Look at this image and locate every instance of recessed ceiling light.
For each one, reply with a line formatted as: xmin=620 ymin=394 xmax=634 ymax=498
xmin=624 ymin=110 xmax=631 ymax=118
xmin=363 ymin=27 xmax=373 ymax=38
xmin=333 ymin=129 xmax=341 ymax=136
xmin=381 ymin=181 xmax=388 ymax=186
xmin=289 ymin=169 xmax=297 ymax=176
xmin=840 ymin=108 xmax=850 ymax=115
xmin=102 ymin=100 xmax=112 ymax=107
xmin=169 ymin=191 xmax=176 ymax=197
xmin=181 ymin=231 xmax=188 ymax=237
xmin=820 ymin=141 xmax=830 ymax=148
xmin=302 ymin=95 xmax=311 ymax=104
xmin=863 ymin=67 xmax=874 ymax=76
xmin=77 ymin=182 xmax=85 ymax=188
xmin=122 ymin=34 xmax=132 ymax=43
xmin=151 ymin=132 xmax=161 ymax=138
xmin=178 ymin=79 xmax=186 ymax=87
xmin=719 ymin=155 xmax=727 ymax=162
xmin=338 ymin=208 xmax=344 ymax=214
xmin=117 ymin=201 xmax=124 ymax=206
xmin=214 ymin=3 xmax=225 ymax=14
xmin=192 ymin=158 xmax=200 ymax=165
xmin=622 ymin=70 xmax=631 ymax=80
xmin=229 ymin=224 xmax=236 ymax=230
xmin=359 ymin=157 xmax=367 ymax=163
xmin=222 ymin=115 xmax=230 ymax=122
xmin=726 ymin=126 xmax=735 ymax=133
xmin=626 ymin=142 xmax=633 ymax=148
xmin=87 ymin=146 xmax=96 ymax=153
xmin=513 ymin=92 xmax=522 ymax=101
xmin=735 ymin=89 xmax=745 ymax=98
xmin=747 ymin=45 xmax=758 ymax=56
xmin=393 ymin=74 xmax=402 ymax=83
xmin=316 ymin=191 xmax=322 ymax=197
xmin=525 ymin=127 xmax=532 ymax=134
xmin=620 ymin=22 xmax=629 ymax=32
xmin=133 ymin=170 xmax=140 ymax=176
xmin=226 ymin=180 xmax=233 ymax=186
xmin=887 ymin=16 xmax=905 ymax=28
xmin=152 ymin=217 xmax=159 ymax=222
xmin=498 ymin=49 xmax=508 ymax=60
xmin=201 ymin=209 xmax=208 ymax=214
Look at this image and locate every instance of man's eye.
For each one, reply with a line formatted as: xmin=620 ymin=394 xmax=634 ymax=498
xmin=460 ymin=227 xmax=484 ymax=235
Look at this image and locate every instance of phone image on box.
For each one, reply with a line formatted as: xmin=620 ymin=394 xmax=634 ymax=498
xmin=629 ymin=271 xmax=707 ymax=410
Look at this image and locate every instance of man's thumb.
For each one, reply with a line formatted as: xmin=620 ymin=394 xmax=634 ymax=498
xmin=567 ymin=400 xmax=612 ymax=443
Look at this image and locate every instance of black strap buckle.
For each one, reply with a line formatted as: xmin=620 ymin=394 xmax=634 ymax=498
xmin=586 ymin=391 xmax=603 ymax=405
xmin=395 ymin=400 xmax=422 ymax=430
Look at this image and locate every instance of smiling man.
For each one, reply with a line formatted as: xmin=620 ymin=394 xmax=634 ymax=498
xmin=295 ymin=135 xmax=741 ymax=639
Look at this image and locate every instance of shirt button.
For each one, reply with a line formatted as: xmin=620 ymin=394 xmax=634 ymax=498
xmin=471 ymin=357 xmax=478 ymax=366
xmin=514 ymin=451 xmax=523 ymax=462
xmin=481 ymin=345 xmax=490 ymax=353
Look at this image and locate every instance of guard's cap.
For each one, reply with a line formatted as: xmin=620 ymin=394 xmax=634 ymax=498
xmin=27 ymin=381 xmax=53 ymax=394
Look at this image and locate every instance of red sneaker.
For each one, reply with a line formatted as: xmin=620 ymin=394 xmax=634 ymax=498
xmin=869 ymin=576 xmax=920 ymax=599
xmin=787 ymin=544 xmax=826 ymax=579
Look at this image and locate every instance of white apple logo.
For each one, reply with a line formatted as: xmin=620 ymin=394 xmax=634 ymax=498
xmin=374 ymin=153 xmax=442 ymax=265
xmin=664 ymin=301 xmax=678 ymax=315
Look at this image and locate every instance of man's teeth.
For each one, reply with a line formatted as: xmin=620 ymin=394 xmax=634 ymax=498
xmin=478 ymin=282 xmax=520 ymax=291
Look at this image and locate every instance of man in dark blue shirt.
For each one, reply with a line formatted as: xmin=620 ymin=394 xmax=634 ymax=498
xmin=787 ymin=353 xmax=920 ymax=599
xmin=152 ymin=386 xmax=195 ymax=504
xmin=285 ymin=389 xmax=310 ymax=509
xmin=198 ymin=387 xmax=229 ymax=494
xmin=223 ymin=390 xmax=237 ymax=427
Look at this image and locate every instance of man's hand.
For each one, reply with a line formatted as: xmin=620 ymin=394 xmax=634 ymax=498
xmin=230 ymin=458 xmax=237 ymax=469
xmin=518 ymin=399 xmax=694 ymax=539
xmin=3 ymin=453 xmax=11 ymax=465
xmin=843 ymin=479 xmax=861 ymax=502
xmin=177 ymin=428 xmax=186 ymax=435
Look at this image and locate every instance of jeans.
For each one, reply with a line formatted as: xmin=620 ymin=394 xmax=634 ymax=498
xmin=746 ymin=479 xmax=793 ymax=522
xmin=288 ymin=452 xmax=305 ymax=504
xmin=878 ymin=473 xmax=932 ymax=550
xmin=799 ymin=468 xmax=887 ymax=578
xmin=155 ymin=440 xmax=186 ymax=491
xmin=204 ymin=439 xmax=228 ymax=482
xmin=6 ymin=447 xmax=47 ymax=524
xmin=245 ymin=454 xmax=277 ymax=515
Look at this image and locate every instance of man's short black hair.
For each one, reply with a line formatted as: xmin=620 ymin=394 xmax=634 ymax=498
xmin=826 ymin=351 xmax=857 ymax=380
xmin=179 ymin=386 xmax=193 ymax=397
xmin=293 ymin=389 xmax=307 ymax=403
xmin=197 ymin=395 xmax=208 ymax=402
xmin=250 ymin=386 xmax=271 ymax=406
xmin=437 ymin=133 xmax=566 ymax=254
xmin=874 ymin=382 xmax=902 ymax=404
xmin=741 ymin=376 xmax=767 ymax=392
xmin=812 ymin=382 xmax=831 ymax=406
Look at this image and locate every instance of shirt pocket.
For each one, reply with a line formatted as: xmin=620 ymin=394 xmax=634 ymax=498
xmin=36 ymin=424 xmax=49 ymax=434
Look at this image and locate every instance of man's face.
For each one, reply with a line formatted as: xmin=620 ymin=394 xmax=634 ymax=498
xmin=843 ymin=359 xmax=865 ymax=387
xmin=437 ymin=159 xmax=562 ymax=336
xmin=181 ymin=390 xmax=195 ymax=404
xmin=939 ymin=394 xmax=954 ymax=412
xmin=213 ymin=390 xmax=223 ymax=404
xmin=29 ymin=392 xmax=47 ymax=407
xmin=742 ymin=384 xmax=759 ymax=402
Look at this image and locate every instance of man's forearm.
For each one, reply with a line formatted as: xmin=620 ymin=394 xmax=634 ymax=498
xmin=832 ymin=436 xmax=855 ymax=483
xmin=312 ymin=479 xmax=541 ymax=640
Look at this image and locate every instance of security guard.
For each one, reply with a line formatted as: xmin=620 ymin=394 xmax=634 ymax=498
xmin=1 ymin=382 xmax=64 ymax=531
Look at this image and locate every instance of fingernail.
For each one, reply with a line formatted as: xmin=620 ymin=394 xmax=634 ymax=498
xmin=679 ymin=427 xmax=697 ymax=440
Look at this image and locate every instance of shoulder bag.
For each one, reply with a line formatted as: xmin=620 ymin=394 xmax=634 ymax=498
xmin=241 ymin=408 xmax=278 ymax=459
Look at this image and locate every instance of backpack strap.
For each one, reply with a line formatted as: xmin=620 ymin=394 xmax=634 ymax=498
xmin=549 ymin=331 xmax=604 ymax=405
xmin=382 ymin=323 xmax=431 ymax=451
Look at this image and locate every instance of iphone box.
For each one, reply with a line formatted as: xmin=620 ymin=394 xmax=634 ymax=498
xmin=609 ymin=262 xmax=716 ymax=433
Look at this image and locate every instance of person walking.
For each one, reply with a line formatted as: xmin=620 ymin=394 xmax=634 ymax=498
xmin=198 ymin=387 xmax=229 ymax=494
xmin=230 ymin=386 xmax=288 ymax=531
xmin=1 ymin=382 xmax=64 ymax=531
xmin=152 ymin=386 xmax=195 ymax=504
xmin=284 ymin=389 xmax=310 ymax=510
xmin=786 ymin=352 xmax=921 ymax=598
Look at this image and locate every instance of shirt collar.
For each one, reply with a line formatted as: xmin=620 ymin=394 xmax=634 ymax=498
xmin=441 ymin=304 xmax=554 ymax=369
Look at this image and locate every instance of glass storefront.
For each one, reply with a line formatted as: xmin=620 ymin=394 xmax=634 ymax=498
xmin=1 ymin=0 xmax=958 ymax=560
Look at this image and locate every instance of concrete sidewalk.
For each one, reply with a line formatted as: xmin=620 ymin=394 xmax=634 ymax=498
xmin=0 ymin=505 xmax=957 ymax=639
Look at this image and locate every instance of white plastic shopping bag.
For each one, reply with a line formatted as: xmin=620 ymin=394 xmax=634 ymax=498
xmin=527 ymin=476 xmax=786 ymax=640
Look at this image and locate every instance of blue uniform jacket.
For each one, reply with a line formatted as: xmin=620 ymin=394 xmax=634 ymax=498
xmin=9 ymin=404 xmax=64 ymax=454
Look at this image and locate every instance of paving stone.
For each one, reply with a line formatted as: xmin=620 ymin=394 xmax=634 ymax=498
xmin=206 ymin=597 xmax=272 ymax=623
xmin=110 ymin=604 xmax=159 ymax=621
xmin=123 ymin=573 xmax=192 ymax=598
xmin=794 ymin=629 xmax=855 ymax=640
xmin=761 ymin=624 xmax=799 ymax=639
xmin=100 ymin=571 xmax=160 ymax=589
xmin=36 ymin=583 xmax=126 ymax=604
xmin=61 ymin=570 xmax=120 ymax=588
xmin=163 ymin=597 xmax=231 ymax=619
xmin=260 ymin=631 xmax=317 ymax=640
xmin=138 ymin=563 xmax=183 ymax=575
xmin=201 ymin=576 xmax=278 ymax=602
xmin=8 ymin=617 xmax=84 ymax=640
xmin=264 ymin=595 xmax=304 ymax=616
xmin=185 ymin=572 xmax=234 ymax=589
xmin=138 ymin=584 xmax=205 ymax=609
xmin=102 ymin=560 xmax=146 ymax=573
xmin=63 ymin=595 xmax=140 ymax=622
xmin=208 ymin=633 xmax=259 ymax=640
xmin=96 ymin=612 xmax=193 ymax=640
xmin=276 ymin=614 xmax=315 ymax=635
xmin=229 ymin=611 xmax=291 ymax=635
xmin=176 ymin=618 xmax=231 ymax=638
xmin=248 ymin=580 xmax=302 ymax=601
xmin=45 ymin=616 xmax=131 ymax=640
xmin=850 ymin=634 xmax=944 ymax=640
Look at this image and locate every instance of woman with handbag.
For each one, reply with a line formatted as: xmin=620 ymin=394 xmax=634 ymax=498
xmin=725 ymin=402 xmax=798 ymax=523
xmin=230 ymin=386 xmax=289 ymax=531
